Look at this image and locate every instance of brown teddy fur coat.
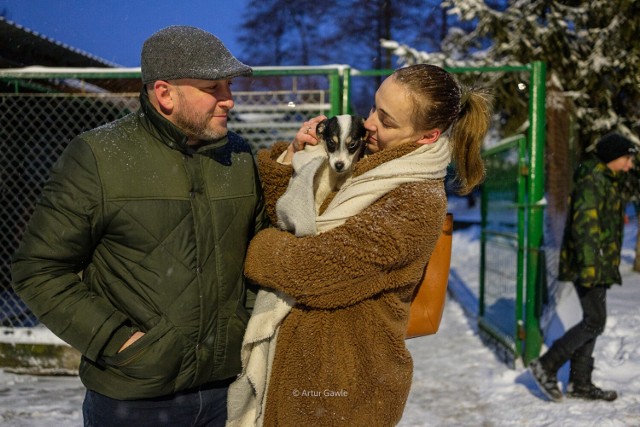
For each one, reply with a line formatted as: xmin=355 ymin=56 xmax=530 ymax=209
xmin=244 ymin=141 xmax=447 ymax=426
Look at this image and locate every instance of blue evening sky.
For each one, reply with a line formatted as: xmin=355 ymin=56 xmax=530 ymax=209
xmin=0 ymin=0 xmax=248 ymax=66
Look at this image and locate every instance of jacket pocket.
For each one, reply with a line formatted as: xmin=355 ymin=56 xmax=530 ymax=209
xmin=102 ymin=316 xmax=185 ymax=381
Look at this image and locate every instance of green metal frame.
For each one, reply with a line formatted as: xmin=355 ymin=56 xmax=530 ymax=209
xmin=0 ymin=65 xmax=354 ymax=117
xmin=524 ymin=61 xmax=547 ymax=364
xmin=477 ymin=62 xmax=546 ymax=365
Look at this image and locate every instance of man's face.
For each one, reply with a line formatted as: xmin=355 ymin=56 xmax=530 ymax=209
xmin=169 ymin=78 xmax=235 ymax=143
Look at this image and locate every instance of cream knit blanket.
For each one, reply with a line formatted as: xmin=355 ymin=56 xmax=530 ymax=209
xmin=226 ymin=138 xmax=450 ymax=427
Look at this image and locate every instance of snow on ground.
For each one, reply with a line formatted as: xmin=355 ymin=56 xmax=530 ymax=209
xmin=2 ymin=198 xmax=640 ymax=426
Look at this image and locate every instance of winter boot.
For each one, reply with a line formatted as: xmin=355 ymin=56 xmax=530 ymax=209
xmin=566 ymin=383 xmax=618 ymax=401
xmin=529 ymin=358 xmax=562 ymax=401
xmin=529 ymin=342 xmax=572 ymax=402
xmin=567 ymin=356 xmax=617 ymax=401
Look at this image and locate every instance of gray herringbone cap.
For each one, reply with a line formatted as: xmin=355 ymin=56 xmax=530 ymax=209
xmin=141 ymin=25 xmax=252 ymax=84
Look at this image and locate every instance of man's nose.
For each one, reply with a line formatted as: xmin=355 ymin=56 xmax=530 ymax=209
xmin=219 ymin=93 xmax=235 ymax=110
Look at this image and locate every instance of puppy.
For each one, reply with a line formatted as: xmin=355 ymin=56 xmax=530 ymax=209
xmin=311 ymin=115 xmax=367 ymax=212
xmin=315 ymin=114 xmax=367 ymax=190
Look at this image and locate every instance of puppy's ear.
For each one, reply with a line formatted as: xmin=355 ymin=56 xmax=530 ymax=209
xmin=354 ymin=116 xmax=367 ymax=139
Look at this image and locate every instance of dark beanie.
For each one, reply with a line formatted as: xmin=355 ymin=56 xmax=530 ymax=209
xmin=594 ymin=133 xmax=638 ymax=164
xmin=141 ymin=25 xmax=252 ymax=84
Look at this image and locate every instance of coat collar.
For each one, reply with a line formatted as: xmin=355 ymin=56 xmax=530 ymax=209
xmin=588 ymin=155 xmax=623 ymax=180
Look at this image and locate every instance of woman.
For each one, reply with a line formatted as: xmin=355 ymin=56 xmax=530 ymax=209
xmin=242 ymin=64 xmax=491 ymax=426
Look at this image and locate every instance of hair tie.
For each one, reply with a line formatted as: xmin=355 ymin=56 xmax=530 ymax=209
xmin=460 ymin=90 xmax=471 ymax=107
xmin=457 ymin=90 xmax=471 ymax=118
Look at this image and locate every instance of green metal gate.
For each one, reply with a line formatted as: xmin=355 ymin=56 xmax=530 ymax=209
xmin=478 ymin=62 xmax=547 ymax=367
xmin=480 ymin=135 xmax=528 ymax=365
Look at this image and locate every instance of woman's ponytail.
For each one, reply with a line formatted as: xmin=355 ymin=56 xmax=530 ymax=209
xmin=450 ymin=89 xmax=493 ymax=195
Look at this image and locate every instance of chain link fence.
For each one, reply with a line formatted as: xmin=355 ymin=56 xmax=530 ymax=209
xmin=1 ymin=93 xmax=140 ymax=326
xmin=1 ymin=68 xmax=342 ymax=328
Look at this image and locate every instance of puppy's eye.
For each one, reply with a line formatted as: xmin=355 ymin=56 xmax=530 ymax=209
xmin=326 ymin=140 xmax=337 ymax=152
xmin=347 ymin=141 xmax=362 ymax=153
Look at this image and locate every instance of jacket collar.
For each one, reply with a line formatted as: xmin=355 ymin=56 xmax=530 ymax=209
xmin=138 ymin=86 xmax=229 ymax=156
xmin=581 ymin=155 xmax=624 ymax=182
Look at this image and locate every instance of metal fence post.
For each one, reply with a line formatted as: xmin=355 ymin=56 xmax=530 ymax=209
xmin=523 ymin=60 xmax=547 ymax=364
xmin=328 ymin=70 xmax=342 ymax=117
xmin=341 ymin=66 xmax=351 ymax=115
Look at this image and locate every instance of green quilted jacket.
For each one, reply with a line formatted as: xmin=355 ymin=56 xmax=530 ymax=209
xmin=558 ymin=156 xmax=626 ymax=287
xmin=12 ymin=89 xmax=267 ymax=399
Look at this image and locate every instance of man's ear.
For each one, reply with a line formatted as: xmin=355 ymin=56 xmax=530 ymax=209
xmin=417 ymin=129 xmax=441 ymax=145
xmin=153 ymin=80 xmax=175 ymax=113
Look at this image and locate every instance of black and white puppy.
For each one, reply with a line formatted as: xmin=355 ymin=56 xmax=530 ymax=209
xmin=303 ymin=115 xmax=367 ymax=213
xmin=315 ymin=114 xmax=367 ymax=191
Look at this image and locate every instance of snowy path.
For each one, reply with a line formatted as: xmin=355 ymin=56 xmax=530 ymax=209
xmin=400 ymin=292 xmax=640 ymax=427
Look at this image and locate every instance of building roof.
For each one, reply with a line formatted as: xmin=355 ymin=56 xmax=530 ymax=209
xmin=0 ymin=17 xmax=142 ymax=93
xmin=0 ymin=16 xmax=118 ymax=68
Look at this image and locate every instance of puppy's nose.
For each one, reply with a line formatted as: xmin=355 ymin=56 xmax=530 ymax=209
xmin=334 ymin=161 xmax=345 ymax=171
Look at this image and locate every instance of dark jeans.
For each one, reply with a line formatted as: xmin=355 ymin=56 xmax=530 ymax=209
xmin=542 ymin=283 xmax=607 ymax=369
xmin=83 ymin=382 xmax=229 ymax=427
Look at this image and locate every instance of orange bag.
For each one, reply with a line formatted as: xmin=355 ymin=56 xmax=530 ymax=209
xmin=405 ymin=213 xmax=453 ymax=339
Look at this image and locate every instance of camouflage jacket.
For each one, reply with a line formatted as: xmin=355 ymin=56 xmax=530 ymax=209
xmin=558 ymin=156 xmax=626 ymax=287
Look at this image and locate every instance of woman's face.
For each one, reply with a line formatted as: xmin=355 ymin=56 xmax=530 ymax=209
xmin=364 ymin=76 xmax=425 ymax=153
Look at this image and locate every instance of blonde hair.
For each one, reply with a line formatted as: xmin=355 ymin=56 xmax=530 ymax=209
xmin=393 ymin=64 xmax=493 ymax=195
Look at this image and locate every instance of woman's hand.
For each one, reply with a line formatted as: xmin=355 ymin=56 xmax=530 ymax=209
xmin=283 ymin=115 xmax=327 ymax=163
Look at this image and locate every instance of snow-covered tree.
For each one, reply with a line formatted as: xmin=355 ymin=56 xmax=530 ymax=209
xmin=384 ymin=0 xmax=640 ymax=149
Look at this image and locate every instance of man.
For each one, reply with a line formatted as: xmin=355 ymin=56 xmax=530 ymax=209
xmin=530 ymin=132 xmax=637 ymax=402
xmin=12 ymin=25 xmax=267 ymax=426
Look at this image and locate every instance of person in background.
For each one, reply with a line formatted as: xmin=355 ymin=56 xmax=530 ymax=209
xmin=230 ymin=64 xmax=492 ymax=426
xmin=12 ymin=25 xmax=267 ymax=427
xmin=530 ymin=132 xmax=637 ymax=402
